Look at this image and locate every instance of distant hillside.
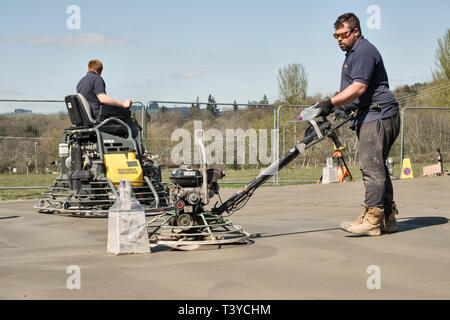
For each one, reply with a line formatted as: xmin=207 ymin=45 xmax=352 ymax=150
xmin=133 ymin=102 xmax=190 ymax=117
xmin=1 ymin=108 xmax=33 ymax=115
xmin=392 ymin=82 xmax=428 ymax=102
xmin=165 ymin=107 xmax=189 ymax=117
xmin=392 ymin=81 xmax=449 ymax=106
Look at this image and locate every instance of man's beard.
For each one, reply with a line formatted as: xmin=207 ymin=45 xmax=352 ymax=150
xmin=339 ymin=43 xmax=350 ymax=51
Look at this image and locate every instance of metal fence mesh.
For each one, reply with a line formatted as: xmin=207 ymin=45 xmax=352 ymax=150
xmin=0 ymin=100 xmax=449 ymax=181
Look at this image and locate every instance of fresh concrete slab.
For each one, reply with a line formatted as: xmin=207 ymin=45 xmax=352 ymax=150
xmin=0 ymin=176 xmax=449 ymax=299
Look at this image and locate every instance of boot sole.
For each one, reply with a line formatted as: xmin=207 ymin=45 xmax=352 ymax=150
xmin=340 ymin=227 xmax=381 ymax=236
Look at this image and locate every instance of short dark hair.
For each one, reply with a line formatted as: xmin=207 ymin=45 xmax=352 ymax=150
xmin=334 ymin=13 xmax=361 ymax=33
xmin=88 ymin=59 xmax=103 ymax=74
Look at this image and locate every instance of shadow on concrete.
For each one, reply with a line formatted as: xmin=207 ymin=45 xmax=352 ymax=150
xmin=250 ymin=217 xmax=449 ymax=239
xmin=396 ymin=216 xmax=449 ymax=233
xmin=148 ymin=217 xmax=449 ymax=249
xmin=0 ymin=216 xmax=20 ymax=220
xmin=250 ymin=227 xmax=341 ymax=239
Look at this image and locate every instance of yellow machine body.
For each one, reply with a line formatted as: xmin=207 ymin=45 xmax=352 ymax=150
xmin=104 ymin=152 xmax=143 ymax=186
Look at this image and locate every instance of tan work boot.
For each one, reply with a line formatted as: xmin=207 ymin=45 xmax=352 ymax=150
xmin=339 ymin=204 xmax=368 ymax=230
xmin=340 ymin=207 xmax=386 ymax=236
xmin=382 ymin=203 xmax=399 ymax=233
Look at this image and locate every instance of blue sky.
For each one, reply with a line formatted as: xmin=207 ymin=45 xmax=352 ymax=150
xmin=0 ymin=0 xmax=449 ymax=111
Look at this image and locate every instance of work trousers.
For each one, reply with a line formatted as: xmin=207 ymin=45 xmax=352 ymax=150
xmin=356 ymin=114 xmax=400 ymax=216
xmin=96 ymin=104 xmax=139 ymax=139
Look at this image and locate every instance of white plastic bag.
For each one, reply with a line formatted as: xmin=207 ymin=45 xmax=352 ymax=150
xmin=107 ymin=179 xmax=150 ymax=255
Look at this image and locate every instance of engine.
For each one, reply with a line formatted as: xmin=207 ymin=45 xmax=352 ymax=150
xmin=169 ymin=166 xmax=224 ymax=226
xmin=59 ymin=139 xmax=102 ymax=195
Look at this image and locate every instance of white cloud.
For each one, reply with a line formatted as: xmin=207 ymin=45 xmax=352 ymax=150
xmin=0 ymin=87 xmax=21 ymax=96
xmin=9 ymin=33 xmax=128 ymax=46
xmin=177 ymin=72 xmax=205 ymax=79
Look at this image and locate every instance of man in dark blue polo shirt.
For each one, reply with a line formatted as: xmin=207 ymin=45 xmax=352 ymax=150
xmin=76 ymin=59 xmax=138 ymax=137
xmin=313 ymin=13 xmax=400 ymax=236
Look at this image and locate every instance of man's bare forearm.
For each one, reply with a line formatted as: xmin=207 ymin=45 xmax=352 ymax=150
xmin=331 ymin=81 xmax=367 ymax=107
xmin=97 ymin=93 xmax=129 ymax=108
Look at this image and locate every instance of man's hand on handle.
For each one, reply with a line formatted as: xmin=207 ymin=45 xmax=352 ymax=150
xmin=122 ymin=100 xmax=132 ymax=108
xmin=97 ymin=93 xmax=132 ymax=109
xmin=315 ymin=99 xmax=334 ymax=117
xmin=332 ymin=108 xmax=350 ymax=121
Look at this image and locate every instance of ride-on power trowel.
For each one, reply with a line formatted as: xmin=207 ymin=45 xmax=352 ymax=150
xmin=147 ymin=106 xmax=359 ymax=250
xmin=35 ymin=94 xmax=171 ymax=217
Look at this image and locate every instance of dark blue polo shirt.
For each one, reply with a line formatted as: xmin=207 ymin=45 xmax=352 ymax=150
xmin=340 ymin=36 xmax=399 ymax=128
xmin=76 ymin=71 xmax=106 ymax=117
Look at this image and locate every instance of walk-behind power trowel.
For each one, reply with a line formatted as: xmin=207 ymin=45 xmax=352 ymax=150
xmin=35 ymin=94 xmax=171 ymax=217
xmin=147 ymin=107 xmax=359 ymax=250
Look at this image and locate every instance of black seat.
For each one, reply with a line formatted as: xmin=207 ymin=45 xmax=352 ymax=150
xmin=64 ymin=94 xmax=130 ymax=138
xmin=65 ymin=94 xmax=96 ymax=127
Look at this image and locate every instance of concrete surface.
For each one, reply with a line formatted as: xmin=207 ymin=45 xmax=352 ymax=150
xmin=0 ymin=176 xmax=449 ymax=299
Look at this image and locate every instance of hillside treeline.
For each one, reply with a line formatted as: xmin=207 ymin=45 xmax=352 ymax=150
xmin=0 ymin=93 xmax=448 ymax=175
xmin=0 ymin=112 xmax=70 ymax=174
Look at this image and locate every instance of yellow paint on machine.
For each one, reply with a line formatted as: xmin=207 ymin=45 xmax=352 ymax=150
xmin=104 ymin=152 xmax=143 ymax=186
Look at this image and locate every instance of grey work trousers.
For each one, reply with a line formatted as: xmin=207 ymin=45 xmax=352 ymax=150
xmin=356 ymin=114 xmax=400 ymax=216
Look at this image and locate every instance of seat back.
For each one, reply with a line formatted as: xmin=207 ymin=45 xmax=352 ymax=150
xmin=65 ymin=94 xmax=96 ymax=126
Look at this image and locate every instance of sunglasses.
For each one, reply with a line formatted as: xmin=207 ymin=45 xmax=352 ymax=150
xmin=333 ymin=28 xmax=355 ymax=40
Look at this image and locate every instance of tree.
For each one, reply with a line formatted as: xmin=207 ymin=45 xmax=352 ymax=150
xmin=189 ymin=105 xmax=202 ymax=119
xmin=155 ymin=106 xmax=171 ymax=123
xmin=189 ymin=96 xmax=202 ymax=119
xmin=432 ymin=29 xmax=450 ymax=82
xmin=431 ymin=29 xmax=450 ymax=107
xmin=277 ymin=63 xmax=308 ymax=105
xmin=260 ymin=95 xmax=269 ymax=105
xmin=206 ymin=94 xmax=220 ymax=117
xmin=159 ymin=106 xmax=168 ymax=114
